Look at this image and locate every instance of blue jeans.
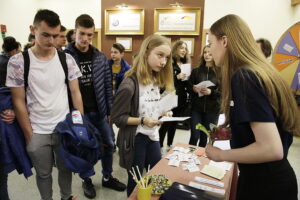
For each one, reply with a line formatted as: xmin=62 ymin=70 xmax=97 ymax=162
xmin=189 ymin=111 xmax=219 ymax=147
xmin=0 ymin=166 xmax=9 ymax=200
xmin=127 ymin=134 xmax=161 ymax=196
xmin=85 ymin=112 xmax=114 ymax=178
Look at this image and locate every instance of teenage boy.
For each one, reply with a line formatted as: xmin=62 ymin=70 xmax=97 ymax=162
xmin=6 ymin=9 xmax=83 ymax=200
xmin=65 ymin=14 xmax=126 ymax=199
xmin=54 ymin=25 xmax=67 ymax=51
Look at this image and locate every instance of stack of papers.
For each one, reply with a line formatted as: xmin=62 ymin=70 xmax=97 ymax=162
xmin=200 ymin=165 xmax=226 ymax=180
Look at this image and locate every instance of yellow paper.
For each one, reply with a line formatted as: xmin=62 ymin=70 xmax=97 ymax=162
xmin=200 ymin=165 xmax=226 ymax=180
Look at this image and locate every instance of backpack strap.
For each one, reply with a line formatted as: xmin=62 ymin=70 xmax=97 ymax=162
xmin=57 ymin=51 xmax=74 ymax=110
xmin=22 ymin=50 xmax=30 ymax=89
xmin=57 ymin=51 xmax=68 ymax=84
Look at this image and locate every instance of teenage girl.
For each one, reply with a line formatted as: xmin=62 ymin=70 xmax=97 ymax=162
xmin=111 ymin=34 xmax=174 ymax=196
xmin=188 ymin=45 xmax=220 ymax=147
xmin=206 ymin=14 xmax=299 ymax=200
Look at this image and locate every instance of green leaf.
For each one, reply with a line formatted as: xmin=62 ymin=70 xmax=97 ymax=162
xmin=209 ymin=123 xmax=217 ymax=131
xmin=196 ymin=123 xmax=210 ymax=137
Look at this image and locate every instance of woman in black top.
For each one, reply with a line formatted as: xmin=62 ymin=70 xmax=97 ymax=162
xmin=188 ymin=45 xmax=220 ymax=147
xmin=159 ymin=40 xmax=191 ymax=148
xmin=206 ymin=14 xmax=299 ymax=200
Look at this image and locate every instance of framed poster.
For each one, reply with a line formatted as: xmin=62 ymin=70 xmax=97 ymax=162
xmin=105 ymin=9 xmax=144 ymax=35
xmin=180 ymin=38 xmax=195 ymax=56
xmin=201 ymin=29 xmax=209 ymax=50
xmin=116 ymin=37 xmax=132 ymax=52
xmin=154 ymin=8 xmax=201 ymax=35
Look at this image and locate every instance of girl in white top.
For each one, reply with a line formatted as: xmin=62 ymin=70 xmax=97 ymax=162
xmin=112 ymin=34 xmax=174 ymax=196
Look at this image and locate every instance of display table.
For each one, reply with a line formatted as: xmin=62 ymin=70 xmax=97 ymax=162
xmin=128 ymin=143 xmax=237 ymax=200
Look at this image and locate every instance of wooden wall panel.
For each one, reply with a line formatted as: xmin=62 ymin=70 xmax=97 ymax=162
xmin=101 ymin=0 xmax=205 ymax=66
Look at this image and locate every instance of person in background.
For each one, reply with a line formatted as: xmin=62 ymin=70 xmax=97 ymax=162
xmin=0 ymin=36 xmax=21 ymax=200
xmin=28 ymin=33 xmax=35 ymax=45
xmin=159 ymin=40 xmax=191 ymax=149
xmin=66 ymin=29 xmax=75 ymax=44
xmin=0 ymin=37 xmax=21 ymax=87
xmin=206 ymin=14 xmax=299 ymax=200
xmin=109 ymin=43 xmax=131 ymax=95
xmin=23 ymin=33 xmax=35 ymax=51
xmin=6 ymin=9 xmax=83 ymax=200
xmin=65 ymin=14 xmax=126 ymax=199
xmin=54 ymin=25 xmax=67 ymax=51
xmin=256 ymin=38 xmax=272 ymax=58
xmin=188 ymin=45 xmax=220 ymax=147
xmin=111 ymin=34 xmax=174 ymax=196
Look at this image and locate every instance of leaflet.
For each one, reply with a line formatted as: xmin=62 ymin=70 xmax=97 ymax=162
xmin=159 ymin=116 xmax=190 ymax=122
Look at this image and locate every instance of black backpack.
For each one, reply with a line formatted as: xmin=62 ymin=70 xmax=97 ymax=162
xmin=22 ymin=50 xmax=73 ymax=109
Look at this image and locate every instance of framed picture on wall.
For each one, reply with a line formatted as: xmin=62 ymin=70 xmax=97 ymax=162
xmin=116 ymin=37 xmax=132 ymax=52
xmin=201 ymin=29 xmax=209 ymax=50
xmin=105 ymin=9 xmax=144 ymax=35
xmin=180 ymin=38 xmax=195 ymax=56
xmin=154 ymin=8 xmax=201 ymax=35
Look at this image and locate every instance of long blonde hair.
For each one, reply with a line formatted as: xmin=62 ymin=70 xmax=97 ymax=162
xmin=126 ymin=34 xmax=174 ymax=92
xmin=210 ymin=14 xmax=300 ymax=136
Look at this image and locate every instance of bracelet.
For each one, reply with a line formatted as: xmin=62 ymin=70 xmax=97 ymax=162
xmin=141 ymin=117 xmax=144 ymax=127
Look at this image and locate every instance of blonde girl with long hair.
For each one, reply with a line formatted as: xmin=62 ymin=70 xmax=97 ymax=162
xmin=206 ymin=14 xmax=299 ymax=200
xmin=111 ymin=34 xmax=174 ymax=196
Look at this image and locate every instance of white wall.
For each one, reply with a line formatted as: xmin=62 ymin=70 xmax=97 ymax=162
xmin=0 ymin=0 xmax=101 ymax=49
xmin=0 ymin=0 xmax=299 ymax=50
xmin=204 ymin=0 xmax=300 ymax=49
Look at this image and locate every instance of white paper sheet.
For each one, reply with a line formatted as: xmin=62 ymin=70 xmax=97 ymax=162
xmin=180 ymin=63 xmax=191 ymax=80
xmin=159 ymin=116 xmax=190 ymax=122
xmin=194 ymin=80 xmax=216 ymax=97
xmin=159 ymin=93 xmax=178 ymax=112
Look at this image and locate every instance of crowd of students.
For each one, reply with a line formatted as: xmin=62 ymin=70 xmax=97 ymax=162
xmin=0 ymin=8 xmax=299 ymax=200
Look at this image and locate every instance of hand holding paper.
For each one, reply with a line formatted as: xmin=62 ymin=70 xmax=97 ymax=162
xmin=194 ymin=80 xmax=215 ymax=97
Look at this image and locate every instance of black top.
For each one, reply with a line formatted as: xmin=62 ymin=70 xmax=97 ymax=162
xmin=74 ymin=46 xmax=98 ymax=113
xmin=0 ymin=53 xmax=9 ymax=88
xmin=172 ymin=61 xmax=189 ymax=109
xmin=188 ymin=65 xmax=220 ymax=113
xmin=230 ymin=69 xmax=293 ymax=158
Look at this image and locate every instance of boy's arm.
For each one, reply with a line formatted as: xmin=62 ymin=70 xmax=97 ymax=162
xmin=10 ymin=87 xmax=33 ymax=143
xmin=69 ymin=79 xmax=84 ymax=114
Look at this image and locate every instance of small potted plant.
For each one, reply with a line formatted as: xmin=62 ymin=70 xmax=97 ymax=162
xmin=195 ymin=123 xmax=231 ymax=144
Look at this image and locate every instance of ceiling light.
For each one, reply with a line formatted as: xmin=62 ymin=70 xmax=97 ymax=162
xmin=116 ymin=3 xmax=128 ymax=9
xmin=170 ymin=2 xmax=183 ymax=8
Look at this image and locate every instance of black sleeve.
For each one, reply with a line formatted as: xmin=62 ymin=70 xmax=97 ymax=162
xmin=230 ymin=69 xmax=275 ymax=124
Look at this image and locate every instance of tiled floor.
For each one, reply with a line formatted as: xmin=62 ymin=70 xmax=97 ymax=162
xmin=7 ymin=128 xmax=300 ymax=200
